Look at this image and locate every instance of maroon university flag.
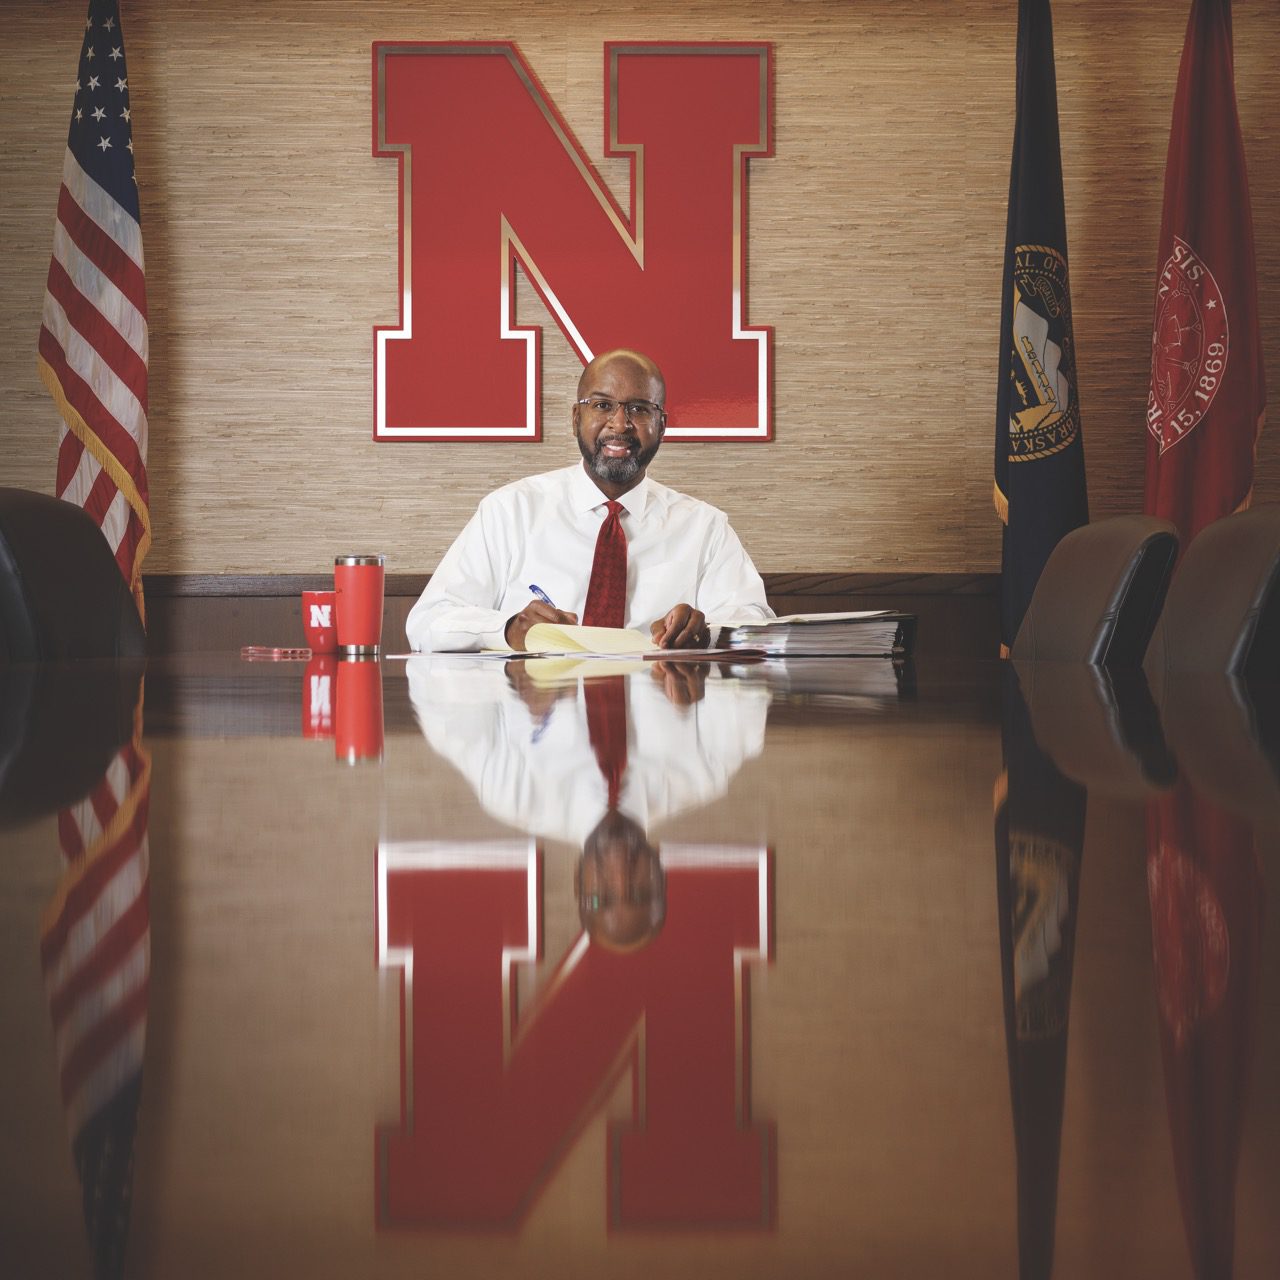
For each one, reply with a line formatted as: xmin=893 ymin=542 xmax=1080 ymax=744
xmin=1145 ymin=0 xmax=1265 ymax=540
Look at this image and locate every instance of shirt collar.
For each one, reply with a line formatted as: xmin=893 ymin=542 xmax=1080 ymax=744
xmin=568 ymin=462 xmax=651 ymax=519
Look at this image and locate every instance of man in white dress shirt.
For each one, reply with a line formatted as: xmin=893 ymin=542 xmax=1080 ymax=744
xmin=405 ymin=349 xmax=773 ymax=653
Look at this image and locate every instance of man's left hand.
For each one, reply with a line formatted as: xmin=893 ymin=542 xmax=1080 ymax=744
xmin=650 ymin=604 xmax=711 ymax=649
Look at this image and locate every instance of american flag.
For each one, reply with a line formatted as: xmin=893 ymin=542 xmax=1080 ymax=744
xmin=38 ymin=0 xmax=150 ymax=621
xmin=41 ymin=720 xmax=151 ymax=1279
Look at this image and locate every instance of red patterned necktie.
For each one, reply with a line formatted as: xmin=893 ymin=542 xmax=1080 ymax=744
xmin=584 ymin=675 xmax=628 ymax=808
xmin=582 ymin=500 xmax=628 ymax=628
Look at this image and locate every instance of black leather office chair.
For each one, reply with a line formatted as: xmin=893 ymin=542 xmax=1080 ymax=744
xmin=1011 ymin=515 xmax=1179 ymax=665
xmin=1144 ymin=504 xmax=1280 ymax=680
xmin=0 ymin=487 xmax=146 ymax=662
xmin=0 ymin=662 xmax=142 ymax=829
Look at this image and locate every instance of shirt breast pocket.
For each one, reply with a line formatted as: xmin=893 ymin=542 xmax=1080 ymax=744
xmin=633 ymin=559 xmax=699 ymax=618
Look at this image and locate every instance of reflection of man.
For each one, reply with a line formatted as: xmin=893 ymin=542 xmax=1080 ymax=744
xmin=406 ymin=657 xmax=770 ymax=947
xmin=405 ymin=349 xmax=772 ymax=654
xmin=576 ymin=809 xmax=666 ymax=951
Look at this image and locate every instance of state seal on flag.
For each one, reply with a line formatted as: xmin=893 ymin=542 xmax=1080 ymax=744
xmin=1007 ymin=244 xmax=1080 ymax=463
xmin=1147 ymin=235 xmax=1230 ymax=455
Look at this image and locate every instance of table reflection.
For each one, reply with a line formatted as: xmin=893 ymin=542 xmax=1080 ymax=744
xmin=2 ymin=653 xmax=1278 ymax=1278
xmin=1147 ymin=675 xmax=1274 ymax=1280
xmin=999 ymin=665 xmax=1278 ymax=1280
xmin=381 ymin=655 xmax=774 ymax=1228
xmin=405 ymin=655 xmax=770 ymax=847
xmin=2 ymin=662 xmax=149 ymax=1280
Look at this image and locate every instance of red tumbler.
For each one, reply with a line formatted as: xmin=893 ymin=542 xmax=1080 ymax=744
xmin=334 ymin=554 xmax=385 ymax=656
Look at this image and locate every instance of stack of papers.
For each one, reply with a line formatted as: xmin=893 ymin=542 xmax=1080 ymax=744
xmin=719 ymin=611 xmax=916 ymax=657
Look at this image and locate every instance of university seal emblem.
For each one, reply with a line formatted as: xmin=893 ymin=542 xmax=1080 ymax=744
xmin=1147 ymin=235 xmax=1230 ymax=455
xmin=1007 ymin=244 xmax=1080 ymax=463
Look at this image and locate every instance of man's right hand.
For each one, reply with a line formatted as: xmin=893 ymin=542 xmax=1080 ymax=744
xmin=504 ymin=601 xmax=579 ymax=651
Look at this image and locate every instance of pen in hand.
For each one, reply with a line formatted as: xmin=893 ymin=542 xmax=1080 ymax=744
xmin=508 ymin=583 xmax=577 ymax=650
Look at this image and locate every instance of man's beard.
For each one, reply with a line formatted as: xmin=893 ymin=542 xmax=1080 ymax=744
xmin=578 ymin=431 xmax=661 ymax=485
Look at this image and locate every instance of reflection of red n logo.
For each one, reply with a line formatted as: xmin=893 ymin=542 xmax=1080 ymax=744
xmin=376 ymin=842 xmax=774 ymax=1229
xmin=372 ymin=43 xmax=773 ymax=441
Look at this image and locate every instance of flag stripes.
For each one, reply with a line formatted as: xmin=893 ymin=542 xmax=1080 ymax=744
xmin=55 ymin=179 xmax=148 ymax=318
xmin=37 ymin=15 xmax=152 ymax=1272
xmin=39 ymin=2 xmax=150 ymax=620
xmin=41 ymin=735 xmax=151 ymax=1144
xmin=59 ymin=143 xmax=145 ymax=270
xmin=46 ymin=254 xmax=148 ymax=399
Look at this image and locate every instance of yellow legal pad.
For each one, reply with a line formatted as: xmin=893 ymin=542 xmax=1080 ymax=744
xmin=521 ymin=623 xmax=654 ymax=655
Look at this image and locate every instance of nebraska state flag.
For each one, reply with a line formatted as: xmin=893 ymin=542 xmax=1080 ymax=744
xmin=995 ymin=0 xmax=1089 ymax=653
xmin=1145 ymin=0 xmax=1266 ymax=540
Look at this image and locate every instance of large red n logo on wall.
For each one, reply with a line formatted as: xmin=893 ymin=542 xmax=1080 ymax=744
xmin=376 ymin=841 xmax=774 ymax=1229
xmin=372 ymin=43 xmax=773 ymax=441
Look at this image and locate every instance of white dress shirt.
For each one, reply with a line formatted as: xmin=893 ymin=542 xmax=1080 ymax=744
xmin=405 ymin=656 xmax=771 ymax=845
xmin=405 ymin=464 xmax=773 ymax=652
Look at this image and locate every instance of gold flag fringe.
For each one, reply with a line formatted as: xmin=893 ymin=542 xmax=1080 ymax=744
xmin=37 ymin=355 xmax=151 ymax=627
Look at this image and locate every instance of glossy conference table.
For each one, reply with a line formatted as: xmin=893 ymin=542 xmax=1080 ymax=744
xmin=2 ymin=648 xmax=1278 ymax=1279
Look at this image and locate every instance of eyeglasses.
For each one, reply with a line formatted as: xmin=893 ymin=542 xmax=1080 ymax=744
xmin=575 ymin=397 xmax=665 ymax=428
xmin=579 ymin=885 xmax=661 ymax=912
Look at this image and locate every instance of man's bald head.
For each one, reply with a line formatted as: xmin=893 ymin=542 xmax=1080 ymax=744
xmin=576 ymin=349 xmax=666 ymax=405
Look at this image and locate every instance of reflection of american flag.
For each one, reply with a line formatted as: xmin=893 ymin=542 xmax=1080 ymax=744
xmin=37 ymin=0 xmax=150 ymax=620
xmin=41 ymin=732 xmax=150 ymax=1278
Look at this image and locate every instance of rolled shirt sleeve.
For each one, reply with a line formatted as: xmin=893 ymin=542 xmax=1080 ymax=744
xmin=405 ymin=500 xmax=515 ymax=652
xmin=695 ymin=513 xmax=773 ymax=628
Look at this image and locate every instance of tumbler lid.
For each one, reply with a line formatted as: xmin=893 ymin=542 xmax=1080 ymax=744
xmin=334 ymin=554 xmax=385 ymax=566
